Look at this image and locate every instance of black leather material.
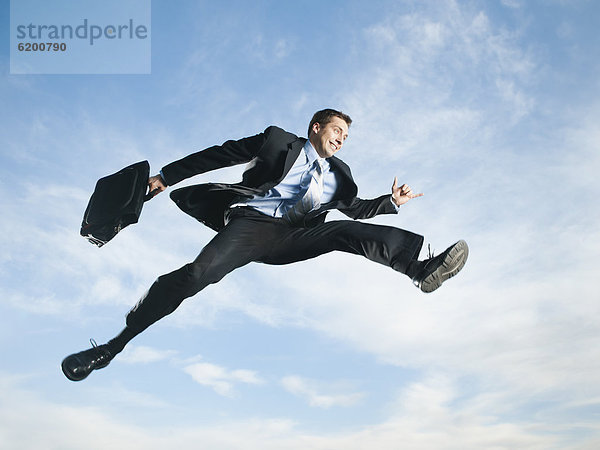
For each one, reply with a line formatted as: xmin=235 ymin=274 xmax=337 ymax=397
xmin=80 ymin=161 xmax=152 ymax=247
xmin=61 ymin=342 xmax=114 ymax=381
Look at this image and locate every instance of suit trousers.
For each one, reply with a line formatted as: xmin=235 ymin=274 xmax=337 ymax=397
xmin=126 ymin=207 xmax=424 ymax=333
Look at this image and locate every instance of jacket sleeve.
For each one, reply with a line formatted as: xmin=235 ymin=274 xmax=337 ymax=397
xmin=337 ymin=194 xmax=398 ymax=220
xmin=160 ymin=128 xmax=271 ymax=186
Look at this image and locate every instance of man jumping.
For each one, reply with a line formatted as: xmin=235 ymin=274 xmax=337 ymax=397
xmin=62 ymin=108 xmax=468 ymax=381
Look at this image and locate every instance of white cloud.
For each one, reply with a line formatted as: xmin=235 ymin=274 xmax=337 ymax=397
xmin=183 ymin=360 xmax=264 ymax=397
xmin=119 ymin=345 xmax=178 ymax=364
xmin=343 ymin=1 xmax=536 ymax=173
xmin=281 ymin=375 xmax=364 ymax=408
xmin=0 ymin=372 xmax=587 ymax=449
xmin=500 ymin=0 xmax=523 ymax=9
xmin=245 ymin=35 xmax=293 ymax=63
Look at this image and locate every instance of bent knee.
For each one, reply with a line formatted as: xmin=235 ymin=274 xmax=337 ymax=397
xmin=184 ymin=261 xmax=229 ymax=287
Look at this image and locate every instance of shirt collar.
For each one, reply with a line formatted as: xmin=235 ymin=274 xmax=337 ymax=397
xmin=304 ymin=140 xmax=329 ymax=170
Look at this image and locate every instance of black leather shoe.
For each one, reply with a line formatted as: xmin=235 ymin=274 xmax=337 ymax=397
xmin=412 ymin=240 xmax=469 ymax=293
xmin=61 ymin=339 xmax=114 ymax=381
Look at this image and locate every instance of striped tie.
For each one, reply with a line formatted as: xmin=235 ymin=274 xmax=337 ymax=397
xmin=284 ymin=160 xmax=324 ymax=224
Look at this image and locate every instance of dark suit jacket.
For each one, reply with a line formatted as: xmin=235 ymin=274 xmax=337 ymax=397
xmin=161 ymin=126 xmax=397 ymax=231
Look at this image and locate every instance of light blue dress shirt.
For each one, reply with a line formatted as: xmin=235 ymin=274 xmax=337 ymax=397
xmin=234 ymin=140 xmax=338 ymax=217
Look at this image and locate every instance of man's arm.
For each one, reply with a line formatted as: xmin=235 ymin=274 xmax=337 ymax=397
xmin=338 ymin=179 xmax=423 ymax=220
xmin=338 ymin=194 xmax=399 ymax=219
xmin=146 ymin=128 xmax=271 ymax=197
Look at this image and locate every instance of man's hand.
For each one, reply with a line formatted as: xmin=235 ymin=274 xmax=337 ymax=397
xmin=391 ymin=177 xmax=423 ymax=206
xmin=147 ymin=174 xmax=167 ymax=198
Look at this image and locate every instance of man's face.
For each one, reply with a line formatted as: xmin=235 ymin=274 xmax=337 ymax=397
xmin=309 ymin=116 xmax=349 ymax=158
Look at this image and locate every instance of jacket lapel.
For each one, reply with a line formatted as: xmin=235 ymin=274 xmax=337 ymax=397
xmin=282 ymin=138 xmax=304 ymax=179
xmin=327 ymin=156 xmax=358 ymax=201
xmin=302 ymin=155 xmax=358 ymax=223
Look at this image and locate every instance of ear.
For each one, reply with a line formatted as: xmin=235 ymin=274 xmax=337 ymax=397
xmin=312 ymin=122 xmax=321 ymax=135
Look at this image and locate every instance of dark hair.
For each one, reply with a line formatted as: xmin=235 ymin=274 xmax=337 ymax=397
xmin=308 ymin=108 xmax=352 ymax=137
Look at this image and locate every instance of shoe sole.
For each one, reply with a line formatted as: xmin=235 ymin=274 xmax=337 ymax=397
xmin=420 ymin=240 xmax=469 ymax=293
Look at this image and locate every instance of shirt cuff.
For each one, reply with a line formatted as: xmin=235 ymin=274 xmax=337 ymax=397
xmin=159 ymin=170 xmax=168 ymax=186
xmin=390 ymin=196 xmax=401 ymax=212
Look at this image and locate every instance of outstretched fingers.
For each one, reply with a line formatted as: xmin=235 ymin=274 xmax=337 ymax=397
xmin=391 ymin=177 xmax=424 ymax=206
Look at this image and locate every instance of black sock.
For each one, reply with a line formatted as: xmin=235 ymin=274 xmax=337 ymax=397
xmin=106 ymin=326 xmax=138 ymax=355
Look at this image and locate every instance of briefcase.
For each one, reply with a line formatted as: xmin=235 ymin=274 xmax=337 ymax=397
xmin=80 ymin=160 xmax=153 ymax=247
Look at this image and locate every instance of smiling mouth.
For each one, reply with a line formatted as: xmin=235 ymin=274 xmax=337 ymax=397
xmin=329 ymin=142 xmax=338 ymax=151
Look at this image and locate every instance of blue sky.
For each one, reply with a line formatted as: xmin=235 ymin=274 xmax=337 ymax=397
xmin=1 ymin=0 xmax=600 ymax=448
